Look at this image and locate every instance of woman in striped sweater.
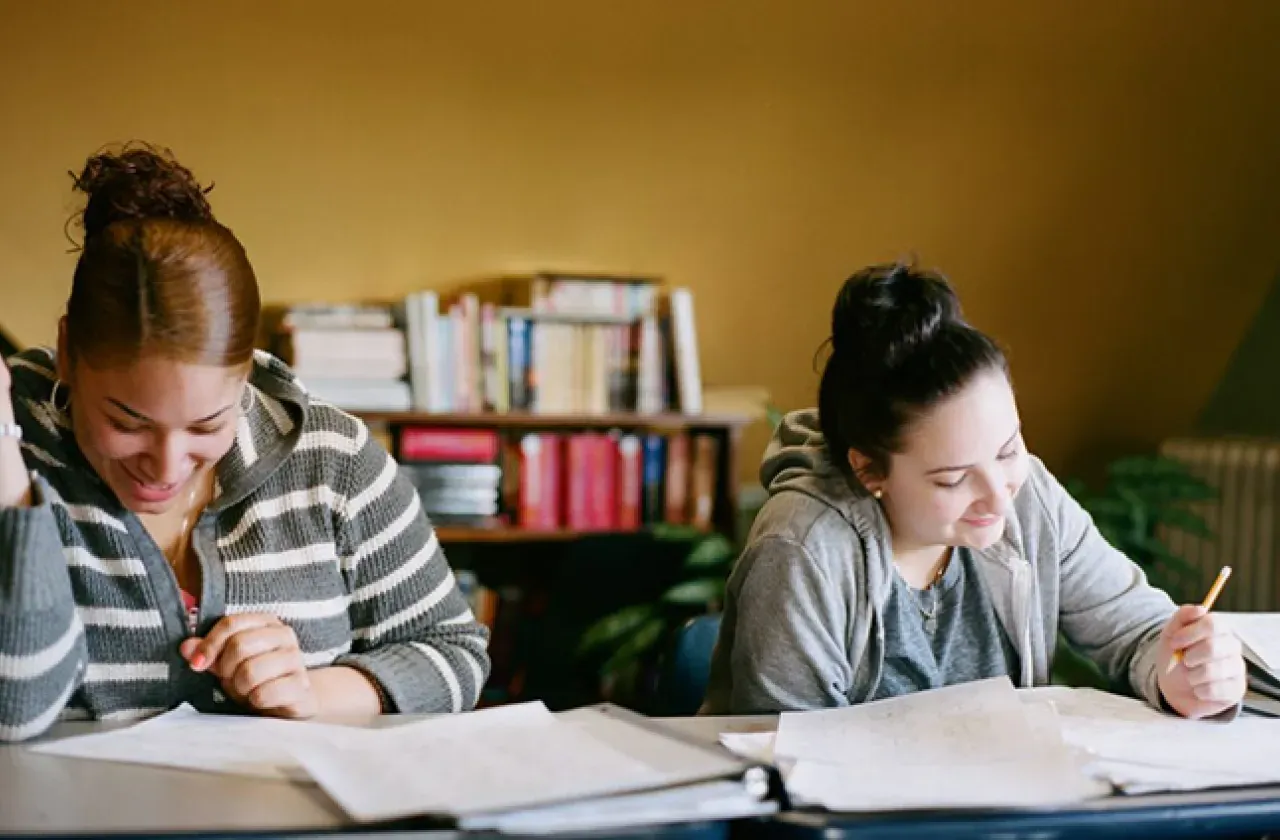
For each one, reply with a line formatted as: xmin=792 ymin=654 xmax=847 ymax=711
xmin=0 ymin=144 xmax=490 ymax=741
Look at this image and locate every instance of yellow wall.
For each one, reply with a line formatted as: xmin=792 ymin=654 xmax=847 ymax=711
xmin=4 ymin=0 xmax=1280 ymax=482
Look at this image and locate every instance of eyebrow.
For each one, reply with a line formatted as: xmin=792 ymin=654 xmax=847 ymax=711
xmin=924 ymin=426 xmax=1023 ymax=476
xmin=108 ymin=399 xmax=234 ymax=426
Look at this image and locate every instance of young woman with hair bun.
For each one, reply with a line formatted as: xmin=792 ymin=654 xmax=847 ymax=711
xmin=0 ymin=143 xmax=488 ymax=741
xmin=702 ymin=262 xmax=1244 ymax=721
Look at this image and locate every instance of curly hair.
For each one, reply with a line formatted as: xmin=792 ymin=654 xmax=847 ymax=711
xmin=63 ymin=142 xmax=260 ymax=368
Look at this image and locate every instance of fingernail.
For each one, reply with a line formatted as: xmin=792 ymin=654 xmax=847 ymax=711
xmin=190 ymin=653 xmax=207 ymax=671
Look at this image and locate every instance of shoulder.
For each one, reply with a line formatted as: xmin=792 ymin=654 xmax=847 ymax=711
xmin=6 ymin=347 xmax=73 ymax=463
xmin=737 ymin=489 xmax=870 ymax=587
xmin=7 ymin=346 xmax=58 ymax=404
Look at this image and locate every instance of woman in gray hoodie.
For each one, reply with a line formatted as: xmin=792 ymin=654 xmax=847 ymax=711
xmin=703 ymin=262 xmax=1243 ymax=720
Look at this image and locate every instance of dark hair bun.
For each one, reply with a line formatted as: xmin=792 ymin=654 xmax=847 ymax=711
xmin=830 ymin=262 xmax=963 ymax=369
xmin=71 ymin=143 xmax=215 ymax=242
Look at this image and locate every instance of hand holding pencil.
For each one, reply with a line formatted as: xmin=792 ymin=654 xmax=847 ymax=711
xmin=1156 ymin=565 xmax=1246 ymax=720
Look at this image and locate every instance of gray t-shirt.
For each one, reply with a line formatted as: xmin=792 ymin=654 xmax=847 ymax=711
xmin=869 ymin=547 xmax=1020 ymax=700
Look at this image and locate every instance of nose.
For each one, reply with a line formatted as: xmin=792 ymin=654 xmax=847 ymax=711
xmin=974 ymin=468 xmax=1012 ymax=515
xmin=138 ymin=433 xmax=191 ymax=486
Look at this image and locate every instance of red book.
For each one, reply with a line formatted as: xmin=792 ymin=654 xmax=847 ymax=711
xmin=399 ymin=428 xmax=499 ymax=463
xmin=616 ymin=434 xmax=643 ymax=530
xmin=563 ymin=435 xmax=593 ymax=530
xmin=589 ymin=434 xmax=619 ymax=531
xmin=518 ymin=433 xmax=562 ymax=529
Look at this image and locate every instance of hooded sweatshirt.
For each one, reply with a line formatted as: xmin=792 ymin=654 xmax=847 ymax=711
xmin=701 ymin=408 xmax=1176 ymax=715
xmin=0 ymin=347 xmax=490 ymax=741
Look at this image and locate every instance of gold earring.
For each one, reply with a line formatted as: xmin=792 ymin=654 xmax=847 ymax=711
xmin=873 ymin=488 xmax=883 ymax=500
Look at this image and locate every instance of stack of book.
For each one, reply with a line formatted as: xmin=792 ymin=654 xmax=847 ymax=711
xmin=399 ymin=272 xmax=703 ymax=416
xmin=397 ymin=428 xmax=502 ymax=528
xmin=266 ymin=304 xmax=411 ymax=411
xmin=389 ymin=424 xmax=721 ymax=534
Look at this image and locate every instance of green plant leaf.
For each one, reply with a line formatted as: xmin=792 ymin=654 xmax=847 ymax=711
xmin=662 ymin=577 xmax=725 ymax=605
xmin=683 ymin=533 xmax=735 ymax=569
xmin=600 ymin=615 xmax=667 ymax=676
xmin=648 ymin=523 xmax=703 ymax=542
xmin=1149 ymin=506 xmax=1214 ymax=539
xmin=577 ymin=604 xmax=658 ymax=655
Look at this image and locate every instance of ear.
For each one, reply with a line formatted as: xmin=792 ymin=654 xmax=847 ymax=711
xmin=847 ymin=448 xmax=880 ymax=490
xmin=55 ymin=317 xmax=73 ymax=384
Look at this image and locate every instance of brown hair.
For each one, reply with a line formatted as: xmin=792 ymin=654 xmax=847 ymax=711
xmin=65 ymin=142 xmax=260 ymax=369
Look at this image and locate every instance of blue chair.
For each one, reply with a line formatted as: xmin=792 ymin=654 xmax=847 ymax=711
xmin=655 ymin=613 xmax=723 ymax=716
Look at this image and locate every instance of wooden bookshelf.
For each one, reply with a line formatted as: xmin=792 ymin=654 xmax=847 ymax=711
xmin=356 ymin=409 xmax=753 ymax=544
xmin=355 ymin=410 xmax=754 ymax=431
xmin=435 ymin=526 xmax=656 ymax=544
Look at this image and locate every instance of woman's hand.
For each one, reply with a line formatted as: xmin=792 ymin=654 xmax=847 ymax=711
xmin=180 ymin=613 xmax=318 ymax=719
xmin=1156 ymin=604 xmax=1246 ymax=719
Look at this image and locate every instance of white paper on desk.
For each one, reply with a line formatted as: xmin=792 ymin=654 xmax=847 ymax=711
xmin=779 ymin=697 xmax=1104 ymax=812
xmin=718 ymin=732 xmax=777 ymax=766
xmin=459 ymin=780 xmax=779 ymax=835
xmin=1022 ymin=685 xmax=1280 ymax=793
xmin=775 ymin=677 xmax=1041 ymax=766
xmin=291 ymin=701 xmax=750 ymax=823
xmin=1219 ymin=612 xmax=1280 ymax=673
xmin=28 ymin=704 xmax=375 ymax=782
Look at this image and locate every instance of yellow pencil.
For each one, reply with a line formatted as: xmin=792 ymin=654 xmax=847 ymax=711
xmin=1165 ymin=565 xmax=1232 ymax=674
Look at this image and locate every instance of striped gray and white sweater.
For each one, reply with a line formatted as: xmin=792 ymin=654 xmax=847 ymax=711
xmin=0 ymin=347 xmax=490 ymax=741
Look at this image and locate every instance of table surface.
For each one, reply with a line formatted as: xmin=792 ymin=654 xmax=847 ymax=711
xmin=3 ymin=712 xmax=1280 ymax=837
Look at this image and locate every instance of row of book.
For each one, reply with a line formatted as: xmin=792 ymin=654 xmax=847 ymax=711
xmin=264 ymin=272 xmax=704 ymax=416
xmin=394 ymin=426 xmax=721 ymax=533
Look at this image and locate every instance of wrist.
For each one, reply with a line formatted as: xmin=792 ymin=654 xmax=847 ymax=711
xmin=309 ymin=665 xmax=385 ymax=717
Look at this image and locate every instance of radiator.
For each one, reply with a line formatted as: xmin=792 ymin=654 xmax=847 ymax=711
xmin=1158 ymin=437 xmax=1280 ymax=612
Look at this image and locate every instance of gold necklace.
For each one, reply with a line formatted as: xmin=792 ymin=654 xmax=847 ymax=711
xmin=168 ymin=472 xmax=208 ymax=566
xmin=907 ymin=549 xmax=953 ymax=623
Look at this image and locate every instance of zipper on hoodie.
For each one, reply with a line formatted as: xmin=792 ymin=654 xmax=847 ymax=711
xmin=1010 ymin=559 xmax=1035 ymax=687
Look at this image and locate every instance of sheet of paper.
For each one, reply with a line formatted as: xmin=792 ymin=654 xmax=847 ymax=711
xmin=290 ymin=703 xmax=742 ymax=822
xmin=1219 ymin=612 xmax=1280 ymax=673
xmin=459 ymin=780 xmax=779 ymax=835
xmin=785 ymin=753 xmax=1107 ymax=812
xmin=28 ymin=704 xmax=381 ymax=782
xmin=718 ymin=732 xmax=777 ymax=766
xmin=767 ymin=679 xmax=1100 ymax=811
xmin=1020 ymin=685 xmax=1280 ymax=793
xmin=774 ymin=677 xmax=1036 ymax=766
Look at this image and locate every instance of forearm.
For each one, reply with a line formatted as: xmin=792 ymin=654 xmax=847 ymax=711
xmin=0 ymin=491 xmax=86 ymax=741
xmin=310 ymin=665 xmax=385 ymax=716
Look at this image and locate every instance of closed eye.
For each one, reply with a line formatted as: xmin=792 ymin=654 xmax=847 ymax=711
xmin=108 ymin=417 xmax=144 ymax=434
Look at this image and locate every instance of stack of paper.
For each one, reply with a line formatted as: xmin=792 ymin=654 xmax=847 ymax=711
xmin=29 ymin=704 xmax=376 ymax=782
xmin=1022 ymin=686 xmax=1280 ymax=794
xmin=1218 ymin=612 xmax=1280 ymax=716
xmin=721 ymin=678 xmax=1106 ymax=812
xmin=29 ymin=702 xmax=778 ymax=834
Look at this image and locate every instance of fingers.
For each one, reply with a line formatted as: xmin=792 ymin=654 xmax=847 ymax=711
xmin=208 ymin=625 xmax=299 ymax=681
xmin=230 ymin=649 xmax=308 ymax=704
xmin=185 ymin=613 xmax=282 ymax=672
xmin=1163 ymin=605 xmax=1209 ymax=649
xmin=1181 ymin=628 xmax=1242 ymax=670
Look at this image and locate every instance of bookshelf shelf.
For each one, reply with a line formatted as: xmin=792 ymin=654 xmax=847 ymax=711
xmin=355 ymin=410 xmax=755 ymax=431
xmin=434 ymin=526 xmax=660 ymax=544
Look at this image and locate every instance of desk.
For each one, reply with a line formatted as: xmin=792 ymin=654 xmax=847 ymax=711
xmin=0 ymin=716 xmax=733 ymax=839
xmin=9 ymin=714 xmax=1280 ymax=839
xmin=655 ymin=715 xmax=1280 ymax=840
